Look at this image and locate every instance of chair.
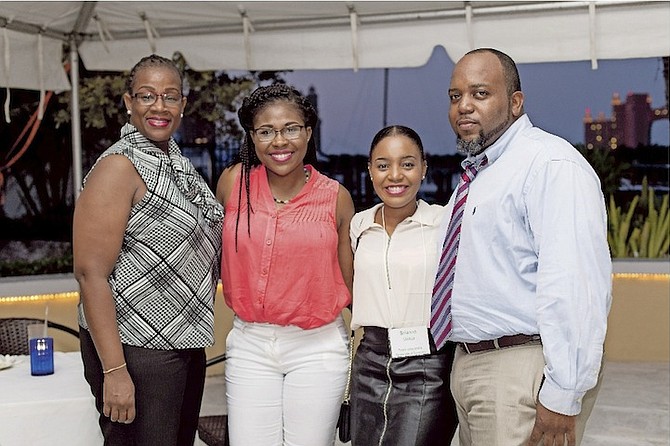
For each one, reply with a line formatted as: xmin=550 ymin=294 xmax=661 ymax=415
xmin=197 ymin=353 xmax=229 ymax=446
xmin=0 ymin=317 xmax=80 ymax=355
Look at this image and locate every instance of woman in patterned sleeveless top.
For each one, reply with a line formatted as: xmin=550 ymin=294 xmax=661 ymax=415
xmin=73 ymin=54 xmax=223 ymax=445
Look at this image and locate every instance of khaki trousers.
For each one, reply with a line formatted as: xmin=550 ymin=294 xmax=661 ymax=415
xmin=451 ymin=343 xmax=602 ymax=446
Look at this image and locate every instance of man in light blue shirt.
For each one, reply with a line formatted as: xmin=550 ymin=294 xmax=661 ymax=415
xmin=441 ymin=48 xmax=612 ymax=446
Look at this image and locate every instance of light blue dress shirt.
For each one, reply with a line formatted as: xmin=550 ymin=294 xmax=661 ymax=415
xmin=445 ymin=114 xmax=612 ymax=415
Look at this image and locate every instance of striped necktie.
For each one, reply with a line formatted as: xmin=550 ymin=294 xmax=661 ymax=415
xmin=430 ymin=156 xmax=488 ymax=350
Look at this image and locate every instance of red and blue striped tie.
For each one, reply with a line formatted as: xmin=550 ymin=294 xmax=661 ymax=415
xmin=431 ymin=156 xmax=488 ymax=349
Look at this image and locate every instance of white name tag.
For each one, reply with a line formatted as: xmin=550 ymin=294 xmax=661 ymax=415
xmin=388 ymin=326 xmax=431 ymax=358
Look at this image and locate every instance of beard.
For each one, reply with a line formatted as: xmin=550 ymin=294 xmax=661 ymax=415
xmin=456 ymin=136 xmax=486 ymax=156
xmin=455 ymin=114 xmax=513 ymax=156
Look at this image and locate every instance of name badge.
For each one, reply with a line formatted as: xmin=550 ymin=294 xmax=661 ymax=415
xmin=388 ymin=326 xmax=431 ymax=358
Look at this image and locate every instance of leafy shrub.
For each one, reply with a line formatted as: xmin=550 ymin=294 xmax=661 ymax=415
xmin=608 ymin=180 xmax=670 ymax=258
xmin=0 ymin=252 xmax=73 ymax=276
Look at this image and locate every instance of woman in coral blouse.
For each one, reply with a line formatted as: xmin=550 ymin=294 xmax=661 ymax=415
xmin=216 ymin=84 xmax=354 ymax=446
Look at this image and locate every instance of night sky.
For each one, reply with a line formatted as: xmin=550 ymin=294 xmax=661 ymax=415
xmin=285 ymin=48 xmax=669 ymax=155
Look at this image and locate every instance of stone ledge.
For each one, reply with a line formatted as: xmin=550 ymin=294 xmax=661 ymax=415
xmin=0 ymin=273 xmax=78 ymax=296
xmin=612 ymin=259 xmax=670 ymax=274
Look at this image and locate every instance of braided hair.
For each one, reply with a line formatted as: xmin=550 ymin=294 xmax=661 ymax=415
xmin=233 ymin=83 xmax=319 ymax=249
xmin=126 ymin=54 xmax=183 ymax=94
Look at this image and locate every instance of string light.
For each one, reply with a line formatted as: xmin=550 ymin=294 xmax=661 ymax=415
xmin=0 ymin=291 xmax=79 ymax=304
xmin=612 ymin=273 xmax=669 ymax=281
xmin=0 ymin=283 xmax=225 ymax=304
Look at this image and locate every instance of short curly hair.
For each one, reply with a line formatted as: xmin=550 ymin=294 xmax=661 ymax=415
xmin=126 ymin=54 xmax=183 ymax=94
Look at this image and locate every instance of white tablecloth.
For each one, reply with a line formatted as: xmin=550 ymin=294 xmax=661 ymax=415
xmin=0 ymin=351 xmax=103 ymax=446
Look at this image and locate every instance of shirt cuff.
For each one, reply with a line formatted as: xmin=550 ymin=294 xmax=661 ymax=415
xmin=538 ymin=377 xmax=586 ymax=416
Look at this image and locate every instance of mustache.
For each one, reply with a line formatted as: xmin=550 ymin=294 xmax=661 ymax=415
xmin=455 ymin=116 xmax=512 ymax=156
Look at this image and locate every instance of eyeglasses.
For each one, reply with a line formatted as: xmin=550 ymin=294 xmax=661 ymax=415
xmin=252 ymin=125 xmax=305 ymax=142
xmin=131 ymin=92 xmax=183 ymax=107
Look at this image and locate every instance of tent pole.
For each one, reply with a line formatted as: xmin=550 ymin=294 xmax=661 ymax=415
xmin=69 ymin=38 xmax=82 ymax=201
xmin=382 ymin=68 xmax=388 ymax=128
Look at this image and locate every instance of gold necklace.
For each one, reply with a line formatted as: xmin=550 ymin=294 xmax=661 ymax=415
xmin=273 ymin=167 xmax=310 ymax=204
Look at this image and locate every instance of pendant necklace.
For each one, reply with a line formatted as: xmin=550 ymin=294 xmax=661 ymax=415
xmin=273 ymin=167 xmax=310 ymax=204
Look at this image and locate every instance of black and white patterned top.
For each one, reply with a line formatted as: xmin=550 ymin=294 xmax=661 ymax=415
xmin=78 ymin=124 xmax=224 ymax=349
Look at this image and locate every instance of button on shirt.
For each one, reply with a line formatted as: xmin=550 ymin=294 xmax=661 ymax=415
xmin=445 ymin=114 xmax=612 ymax=415
xmin=350 ymin=200 xmax=447 ymax=330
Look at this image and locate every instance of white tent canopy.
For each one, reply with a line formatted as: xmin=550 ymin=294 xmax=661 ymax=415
xmin=1 ymin=0 xmax=669 ymax=196
xmin=2 ymin=1 xmax=669 ymax=90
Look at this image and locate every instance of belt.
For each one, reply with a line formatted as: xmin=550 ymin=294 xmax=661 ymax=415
xmin=459 ymin=334 xmax=541 ymax=354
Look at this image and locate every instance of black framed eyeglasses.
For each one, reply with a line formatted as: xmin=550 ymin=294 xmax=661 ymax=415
xmin=252 ymin=125 xmax=305 ymax=142
xmin=131 ymin=92 xmax=183 ymax=107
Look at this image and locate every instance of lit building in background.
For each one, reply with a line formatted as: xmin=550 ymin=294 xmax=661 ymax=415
xmin=583 ymin=92 xmax=669 ymax=150
xmin=584 ymin=57 xmax=670 ymax=150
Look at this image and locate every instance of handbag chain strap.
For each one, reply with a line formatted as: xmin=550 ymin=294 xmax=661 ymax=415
xmin=343 ymin=246 xmax=360 ymax=405
xmin=342 ymin=330 xmax=355 ymax=403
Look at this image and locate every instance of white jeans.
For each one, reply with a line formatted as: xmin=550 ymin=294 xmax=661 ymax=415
xmin=225 ymin=316 xmax=350 ymax=446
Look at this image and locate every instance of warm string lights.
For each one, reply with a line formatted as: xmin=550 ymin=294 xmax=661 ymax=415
xmin=612 ymin=273 xmax=669 ymax=281
xmin=0 ymin=291 xmax=80 ymax=304
xmin=0 ymin=282 xmax=225 ymax=303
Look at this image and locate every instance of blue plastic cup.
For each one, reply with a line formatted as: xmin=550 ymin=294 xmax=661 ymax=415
xmin=29 ymin=337 xmax=54 ymax=376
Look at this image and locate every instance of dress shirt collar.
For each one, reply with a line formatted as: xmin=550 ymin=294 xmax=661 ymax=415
xmin=463 ymin=114 xmax=532 ymax=168
xmin=406 ymin=200 xmax=441 ymax=226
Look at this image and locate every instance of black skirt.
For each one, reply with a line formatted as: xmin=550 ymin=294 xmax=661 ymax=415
xmin=350 ymin=326 xmax=457 ymax=446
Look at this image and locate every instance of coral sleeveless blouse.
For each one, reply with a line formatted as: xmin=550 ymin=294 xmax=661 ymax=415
xmin=221 ymin=165 xmax=351 ymax=329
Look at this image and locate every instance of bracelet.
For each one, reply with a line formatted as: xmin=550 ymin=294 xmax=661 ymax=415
xmin=102 ymin=362 xmax=127 ymax=375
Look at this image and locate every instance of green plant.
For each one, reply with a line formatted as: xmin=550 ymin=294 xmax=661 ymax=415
xmin=628 ymin=188 xmax=669 ymax=257
xmin=608 ymin=194 xmax=639 ymax=257
xmin=0 ymin=253 xmax=73 ymax=276
xmin=607 ymin=181 xmax=670 ymax=258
